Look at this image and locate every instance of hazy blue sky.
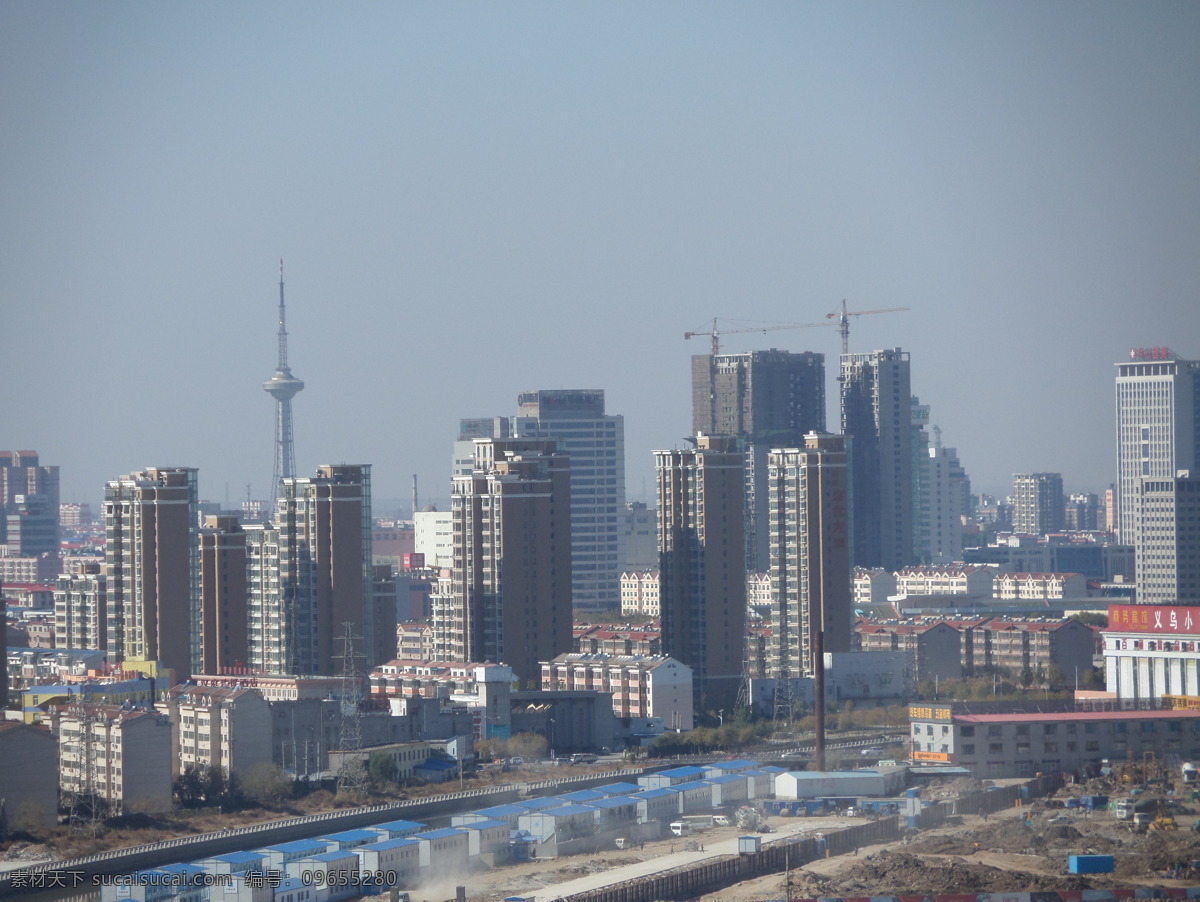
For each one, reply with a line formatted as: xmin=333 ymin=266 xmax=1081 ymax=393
xmin=4 ymin=2 xmax=1199 ymax=514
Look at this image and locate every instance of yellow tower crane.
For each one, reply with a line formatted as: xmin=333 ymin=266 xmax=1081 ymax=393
xmin=683 ymin=317 xmax=833 ymax=356
xmin=826 ymin=299 xmax=910 ymax=357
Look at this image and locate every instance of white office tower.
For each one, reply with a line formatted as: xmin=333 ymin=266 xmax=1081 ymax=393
xmin=413 ymin=508 xmax=453 ymax=568
xmin=925 ymin=444 xmax=969 ymax=564
xmin=514 ymin=390 xmax=626 ymax=615
xmin=1136 ymin=472 xmax=1200 ymax=605
xmin=1115 ymin=348 xmax=1200 ymax=545
xmin=911 ymin=397 xmax=970 ymax=565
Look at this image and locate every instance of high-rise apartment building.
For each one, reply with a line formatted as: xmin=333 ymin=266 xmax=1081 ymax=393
xmin=444 ymin=438 xmax=572 ymax=686
xmin=513 ymin=390 xmax=625 ymax=615
xmin=1136 ymin=472 xmax=1200 ymax=605
xmin=691 ymin=350 xmax=825 ymax=571
xmin=910 ymin=398 xmax=970 ymax=564
xmin=246 ymin=465 xmax=374 ymax=676
xmin=198 ymin=515 xmax=248 ymax=675
xmin=621 ymin=501 xmax=658 ymax=570
xmin=54 ymin=562 xmax=107 ymax=651
xmin=1066 ymin=493 xmax=1101 ymax=531
xmin=455 ymin=391 xmax=625 ymax=614
xmin=655 ymin=434 xmax=746 ymax=711
xmin=1115 ymin=348 xmax=1200 ymax=544
xmin=925 ymin=444 xmax=969 ymax=563
xmin=0 ymin=450 xmax=59 ymax=555
xmin=841 ymin=348 xmax=913 ymax=570
xmin=766 ymin=435 xmax=852 ymax=687
xmin=1012 ymin=473 xmax=1065 ymax=536
xmin=103 ymin=468 xmax=199 ymax=680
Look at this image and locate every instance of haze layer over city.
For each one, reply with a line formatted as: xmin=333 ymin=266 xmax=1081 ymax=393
xmin=3 ymin=3 xmax=1199 ymax=509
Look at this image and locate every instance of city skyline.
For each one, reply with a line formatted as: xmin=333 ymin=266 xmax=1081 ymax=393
xmin=3 ymin=4 xmax=1199 ymax=510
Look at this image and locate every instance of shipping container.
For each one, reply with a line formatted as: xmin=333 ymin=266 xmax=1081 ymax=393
xmin=1068 ymin=854 xmax=1115 ymax=874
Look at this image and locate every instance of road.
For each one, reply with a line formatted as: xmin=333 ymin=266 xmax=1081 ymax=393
xmin=510 ymin=816 xmax=859 ymax=900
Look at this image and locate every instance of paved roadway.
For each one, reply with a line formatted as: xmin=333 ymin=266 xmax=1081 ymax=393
xmin=525 ymin=816 xmax=858 ymax=900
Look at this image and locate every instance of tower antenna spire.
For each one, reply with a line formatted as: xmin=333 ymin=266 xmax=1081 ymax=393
xmin=277 ymin=259 xmax=289 ymax=370
xmin=264 ymin=260 xmax=305 ymax=493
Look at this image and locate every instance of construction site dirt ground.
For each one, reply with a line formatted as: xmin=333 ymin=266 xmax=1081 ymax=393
xmin=460 ymin=779 xmax=1200 ymax=902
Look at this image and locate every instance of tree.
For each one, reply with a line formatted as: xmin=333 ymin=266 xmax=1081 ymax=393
xmin=1046 ymin=664 xmax=1066 ymax=691
xmin=474 ymin=738 xmax=507 ymax=762
xmin=507 ymin=732 xmax=549 ymax=761
xmin=241 ymin=763 xmax=293 ymax=804
xmin=173 ymin=763 xmax=233 ymax=808
xmin=367 ymin=752 xmax=399 ymax=786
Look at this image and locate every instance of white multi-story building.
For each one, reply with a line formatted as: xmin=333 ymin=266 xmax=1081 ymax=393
xmin=1115 ymin=347 xmax=1200 ymax=544
xmin=994 ymin=571 xmax=1088 ymax=601
xmin=893 ymin=565 xmax=995 ymax=598
xmin=1012 ymin=473 xmax=1065 ymax=536
xmin=53 ymin=703 xmax=174 ymax=814
xmin=156 ymin=684 xmax=273 ymax=779
xmin=925 ymin=443 xmax=969 ymax=563
xmin=54 ymin=563 xmax=106 ymax=652
xmin=619 ymin=570 xmax=660 ymax=618
xmin=746 ymin=571 xmax=773 ymax=619
xmin=1104 ymin=602 xmax=1200 ymax=700
xmin=852 ymin=568 xmax=896 ymax=607
xmin=541 ymin=653 xmax=693 ymax=731
xmin=413 ymin=509 xmax=453 ymax=568
xmin=1136 ymin=472 xmax=1200 ymax=606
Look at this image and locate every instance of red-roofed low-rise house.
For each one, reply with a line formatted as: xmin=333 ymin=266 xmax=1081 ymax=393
xmin=3 ymin=583 xmax=54 ymax=610
xmin=909 ymin=702 xmax=1200 ymax=778
xmin=856 ymin=616 xmax=1097 ymax=684
xmin=573 ymin=623 xmax=662 ymax=657
xmin=974 ymin=617 xmax=1096 ymax=678
xmin=855 ymin=620 xmax=962 ymax=681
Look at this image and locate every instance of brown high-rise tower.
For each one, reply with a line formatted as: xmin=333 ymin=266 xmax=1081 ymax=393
xmin=445 ymin=438 xmax=572 ymax=687
xmin=104 ymin=468 xmax=199 ymax=680
xmin=691 ymin=351 xmax=825 ymax=572
xmin=655 ymin=435 xmax=746 ymax=712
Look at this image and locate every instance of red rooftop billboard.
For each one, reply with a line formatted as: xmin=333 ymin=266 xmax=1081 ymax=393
xmin=1108 ymin=604 xmax=1200 ymax=634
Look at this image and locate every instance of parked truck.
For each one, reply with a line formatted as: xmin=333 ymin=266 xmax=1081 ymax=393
xmin=1182 ymin=762 xmax=1198 ymax=785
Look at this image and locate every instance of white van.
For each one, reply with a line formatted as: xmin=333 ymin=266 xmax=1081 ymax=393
xmin=670 ymin=821 xmax=692 ymax=837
